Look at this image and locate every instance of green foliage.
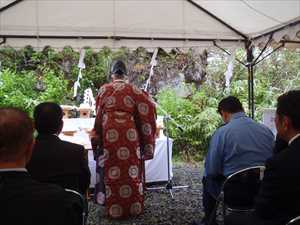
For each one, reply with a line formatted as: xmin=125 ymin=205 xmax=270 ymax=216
xmin=0 ymin=69 xmax=68 ymax=114
xmin=0 ymin=69 xmax=38 ymax=113
xmin=37 ymin=69 xmax=68 ymax=103
xmin=157 ymin=48 xmax=300 ymax=161
xmin=206 ymin=48 xmax=300 ymax=120
xmin=0 ymin=45 xmax=299 ymax=162
xmin=157 ymin=85 xmax=221 ymax=161
xmin=80 ymin=47 xmax=111 ymax=92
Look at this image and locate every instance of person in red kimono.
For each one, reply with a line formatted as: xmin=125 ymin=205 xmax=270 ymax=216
xmin=91 ymin=60 xmax=156 ymax=219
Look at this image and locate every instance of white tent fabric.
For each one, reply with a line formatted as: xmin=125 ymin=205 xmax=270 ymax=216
xmin=0 ymin=0 xmax=16 ymax=8
xmin=196 ymin=1 xmax=299 ymax=37
xmin=0 ymin=0 xmax=299 ymax=49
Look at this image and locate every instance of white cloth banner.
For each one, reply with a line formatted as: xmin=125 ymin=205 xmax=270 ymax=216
xmin=262 ymin=108 xmax=277 ymax=135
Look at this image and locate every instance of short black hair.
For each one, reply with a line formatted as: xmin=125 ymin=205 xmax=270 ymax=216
xmin=110 ymin=60 xmax=127 ymax=77
xmin=276 ymin=90 xmax=300 ymax=130
xmin=0 ymin=107 xmax=34 ymax=161
xmin=217 ymin=96 xmax=244 ymax=114
xmin=34 ymin=102 xmax=63 ymax=134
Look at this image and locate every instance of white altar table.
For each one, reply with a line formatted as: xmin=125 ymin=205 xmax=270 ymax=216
xmin=87 ymin=136 xmax=173 ymax=187
xmin=60 ymin=118 xmax=173 ymax=186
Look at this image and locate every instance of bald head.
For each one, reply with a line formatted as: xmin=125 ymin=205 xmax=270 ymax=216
xmin=0 ymin=107 xmax=34 ymax=163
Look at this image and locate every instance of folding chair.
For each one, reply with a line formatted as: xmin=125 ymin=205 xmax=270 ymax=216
xmin=65 ymin=188 xmax=87 ymax=225
xmin=287 ymin=216 xmax=300 ymax=225
xmin=208 ymin=166 xmax=265 ymax=225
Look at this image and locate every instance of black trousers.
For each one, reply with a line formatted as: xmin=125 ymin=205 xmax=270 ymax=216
xmin=202 ymin=176 xmax=225 ymax=224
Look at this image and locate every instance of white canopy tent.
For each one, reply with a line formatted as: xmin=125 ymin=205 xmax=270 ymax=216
xmin=0 ymin=0 xmax=299 ymax=50
xmin=0 ymin=0 xmax=299 ymax=117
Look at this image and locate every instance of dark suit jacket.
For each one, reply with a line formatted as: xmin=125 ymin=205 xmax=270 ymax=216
xmin=27 ymin=134 xmax=91 ymax=194
xmin=254 ymin=136 xmax=300 ymax=224
xmin=273 ymin=134 xmax=288 ymax=154
xmin=0 ymin=171 xmax=79 ymax=225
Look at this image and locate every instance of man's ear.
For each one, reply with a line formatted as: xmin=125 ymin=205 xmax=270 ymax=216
xmin=221 ymin=111 xmax=230 ymax=123
xmin=283 ymin=116 xmax=292 ymax=131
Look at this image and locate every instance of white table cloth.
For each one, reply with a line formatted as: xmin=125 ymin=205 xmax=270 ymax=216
xmin=87 ymin=136 xmax=173 ymax=187
xmin=145 ymin=136 xmax=173 ymax=183
xmin=59 ymin=118 xmax=173 ymax=186
xmin=62 ymin=118 xmax=95 ymax=132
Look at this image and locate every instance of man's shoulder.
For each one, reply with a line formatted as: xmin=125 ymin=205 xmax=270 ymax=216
xmin=254 ymin=120 xmax=273 ymax=131
xmin=216 ymin=121 xmax=234 ymax=132
xmin=59 ymin=139 xmax=84 ymax=150
xmin=58 ymin=140 xmax=85 ymax=157
xmin=4 ymin=174 xmax=66 ymax=200
xmin=229 ymin=116 xmax=273 ymax=133
xmin=36 ymin=137 xmax=84 ymax=153
xmin=267 ymin=141 xmax=300 ymax=169
xmin=31 ymin=180 xmax=66 ymax=199
xmin=290 ymin=137 xmax=300 ymax=149
xmin=0 ymin=175 xmax=75 ymax=225
xmin=212 ymin=124 xmax=228 ymax=138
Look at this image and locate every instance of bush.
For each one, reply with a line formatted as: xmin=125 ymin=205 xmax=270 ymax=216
xmin=0 ymin=69 xmax=68 ymax=114
xmin=0 ymin=46 xmax=299 ymax=162
xmin=156 ymin=85 xmax=222 ymax=161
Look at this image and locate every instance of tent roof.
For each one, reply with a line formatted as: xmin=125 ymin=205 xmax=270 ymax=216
xmin=0 ymin=0 xmax=299 ymax=50
xmin=195 ymin=1 xmax=299 ymax=37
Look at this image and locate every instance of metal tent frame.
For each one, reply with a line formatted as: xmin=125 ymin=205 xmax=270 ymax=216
xmin=0 ymin=0 xmax=299 ymax=118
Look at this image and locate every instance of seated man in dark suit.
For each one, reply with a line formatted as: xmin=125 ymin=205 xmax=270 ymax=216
xmin=226 ymin=90 xmax=300 ymax=225
xmin=0 ymin=107 xmax=79 ymax=225
xmin=27 ymin=102 xmax=90 ymax=194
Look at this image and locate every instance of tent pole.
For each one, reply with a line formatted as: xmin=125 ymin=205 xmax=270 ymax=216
xmin=214 ymin=39 xmax=284 ymax=120
xmin=247 ymin=65 xmax=251 ymax=118
xmin=213 ymin=40 xmax=255 ymax=117
xmin=214 ymin=40 xmax=255 ymax=118
xmin=250 ymin=64 xmax=254 ymax=119
xmin=246 ymin=41 xmax=254 ymax=119
xmin=248 ymin=40 xmax=284 ymax=119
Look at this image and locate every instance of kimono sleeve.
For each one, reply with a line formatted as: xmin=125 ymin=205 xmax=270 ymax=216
xmin=91 ymin=89 xmax=104 ymax=153
xmin=134 ymin=89 xmax=157 ymax=160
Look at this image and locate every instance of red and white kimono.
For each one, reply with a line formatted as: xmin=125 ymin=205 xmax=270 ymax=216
xmin=93 ymin=79 xmax=156 ymax=219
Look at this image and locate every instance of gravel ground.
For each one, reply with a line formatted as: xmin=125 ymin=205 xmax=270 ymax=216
xmin=86 ymin=163 xmax=219 ymax=225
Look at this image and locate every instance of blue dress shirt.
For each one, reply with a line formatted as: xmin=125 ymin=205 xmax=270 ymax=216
xmin=204 ymin=112 xmax=274 ymax=178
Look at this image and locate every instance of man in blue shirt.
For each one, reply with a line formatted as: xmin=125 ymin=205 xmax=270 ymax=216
xmin=198 ymin=96 xmax=274 ymax=225
xmin=225 ymin=90 xmax=300 ymax=225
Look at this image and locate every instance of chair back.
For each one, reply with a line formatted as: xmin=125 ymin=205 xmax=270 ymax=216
xmin=223 ymin=166 xmax=265 ymax=210
xmin=287 ymin=216 xmax=300 ymax=225
xmin=65 ymin=188 xmax=87 ymax=225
